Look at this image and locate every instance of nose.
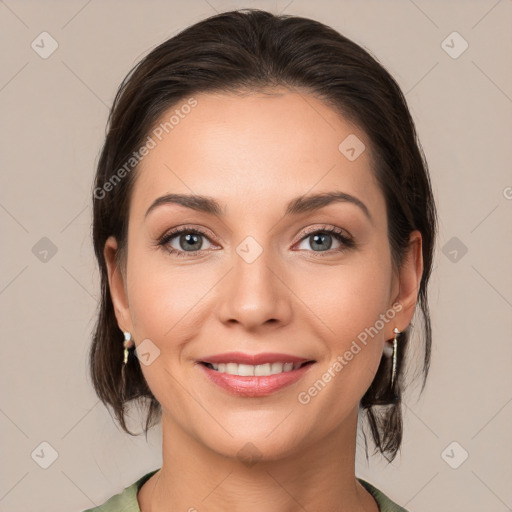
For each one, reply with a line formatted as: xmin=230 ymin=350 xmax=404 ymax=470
xmin=217 ymin=247 xmax=293 ymax=332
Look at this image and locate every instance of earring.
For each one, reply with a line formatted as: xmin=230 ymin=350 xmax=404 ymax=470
xmin=123 ymin=331 xmax=135 ymax=364
xmin=390 ymin=327 xmax=400 ymax=389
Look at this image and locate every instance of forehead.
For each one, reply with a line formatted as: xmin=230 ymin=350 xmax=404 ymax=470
xmin=130 ymin=89 xmax=384 ymax=221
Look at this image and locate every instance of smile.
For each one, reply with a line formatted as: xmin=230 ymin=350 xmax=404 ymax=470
xmin=202 ymin=361 xmax=310 ymax=376
xmin=198 ymin=360 xmax=316 ymax=397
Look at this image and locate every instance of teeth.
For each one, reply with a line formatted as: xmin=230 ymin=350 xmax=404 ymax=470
xmin=208 ymin=362 xmax=302 ymax=376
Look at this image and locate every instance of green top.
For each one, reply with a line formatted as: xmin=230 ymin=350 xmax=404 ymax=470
xmin=82 ymin=469 xmax=409 ymax=512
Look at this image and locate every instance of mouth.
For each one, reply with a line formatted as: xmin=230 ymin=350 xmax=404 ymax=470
xmin=196 ymin=353 xmax=316 ymax=397
xmin=199 ymin=360 xmax=314 ymax=376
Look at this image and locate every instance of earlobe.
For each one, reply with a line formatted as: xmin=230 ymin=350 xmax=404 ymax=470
xmin=393 ymin=230 xmax=423 ymax=328
xmin=103 ymin=236 xmax=132 ymax=333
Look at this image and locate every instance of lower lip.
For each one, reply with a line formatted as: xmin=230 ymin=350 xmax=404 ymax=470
xmin=197 ymin=362 xmax=315 ymax=397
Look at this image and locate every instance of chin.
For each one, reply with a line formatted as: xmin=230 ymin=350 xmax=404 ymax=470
xmin=191 ymin=417 xmax=320 ymax=464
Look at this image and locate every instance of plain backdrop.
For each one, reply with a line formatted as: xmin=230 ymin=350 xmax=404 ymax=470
xmin=0 ymin=1 xmax=511 ymax=511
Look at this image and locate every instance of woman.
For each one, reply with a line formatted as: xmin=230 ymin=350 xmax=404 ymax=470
xmin=86 ymin=8 xmax=436 ymax=512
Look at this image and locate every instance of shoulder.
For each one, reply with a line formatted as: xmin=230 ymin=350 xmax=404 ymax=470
xmin=357 ymin=478 xmax=410 ymax=512
xmin=81 ymin=469 xmax=160 ymax=512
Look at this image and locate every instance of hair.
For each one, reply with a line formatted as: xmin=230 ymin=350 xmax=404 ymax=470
xmin=90 ymin=8 xmax=437 ymax=463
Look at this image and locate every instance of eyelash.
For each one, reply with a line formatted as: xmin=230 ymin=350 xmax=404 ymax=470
xmin=156 ymin=224 xmax=355 ymax=258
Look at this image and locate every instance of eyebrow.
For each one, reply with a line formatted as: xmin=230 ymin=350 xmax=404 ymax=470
xmin=145 ymin=191 xmax=372 ymax=223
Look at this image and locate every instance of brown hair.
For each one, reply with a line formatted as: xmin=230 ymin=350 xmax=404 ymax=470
xmin=90 ymin=8 xmax=437 ymax=462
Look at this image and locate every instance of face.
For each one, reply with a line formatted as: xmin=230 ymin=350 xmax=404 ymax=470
xmin=105 ymin=89 xmax=422 ymax=460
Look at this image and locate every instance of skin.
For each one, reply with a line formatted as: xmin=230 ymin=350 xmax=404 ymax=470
xmin=104 ymin=88 xmax=423 ymax=512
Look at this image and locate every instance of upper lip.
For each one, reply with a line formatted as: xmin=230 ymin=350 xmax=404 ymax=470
xmin=199 ymin=352 xmax=314 ymax=365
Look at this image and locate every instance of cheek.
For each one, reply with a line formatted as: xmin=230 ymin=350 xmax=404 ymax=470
xmin=296 ymin=248 xmax=394 ymax=396
xmin=126 ymin=246 xmax=215 ymax=341
xmin=124 ymin=252 xmax=213 ymax=421
xmin=300 ymin=250 xmax=394 ymax=341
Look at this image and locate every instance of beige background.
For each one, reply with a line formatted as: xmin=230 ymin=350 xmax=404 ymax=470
xmin=1 ymin=1 xmax=511 ymax=511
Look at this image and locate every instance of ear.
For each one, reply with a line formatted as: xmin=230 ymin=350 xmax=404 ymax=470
xmin=391 ymin=230 xmax=423 ymax=332
xmin=104 ymin=236 xmax=133 ymax=333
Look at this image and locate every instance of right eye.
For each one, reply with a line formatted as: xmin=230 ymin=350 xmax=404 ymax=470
xmin=158 ymin=227 xmax=217 ymax=257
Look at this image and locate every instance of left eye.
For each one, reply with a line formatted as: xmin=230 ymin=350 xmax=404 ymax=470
xmin=296 ymin=230 xmax=351 ymax=252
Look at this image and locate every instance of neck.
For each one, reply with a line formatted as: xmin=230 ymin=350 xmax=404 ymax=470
xmin=140 ymin=407 xmax=378 ymax=512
